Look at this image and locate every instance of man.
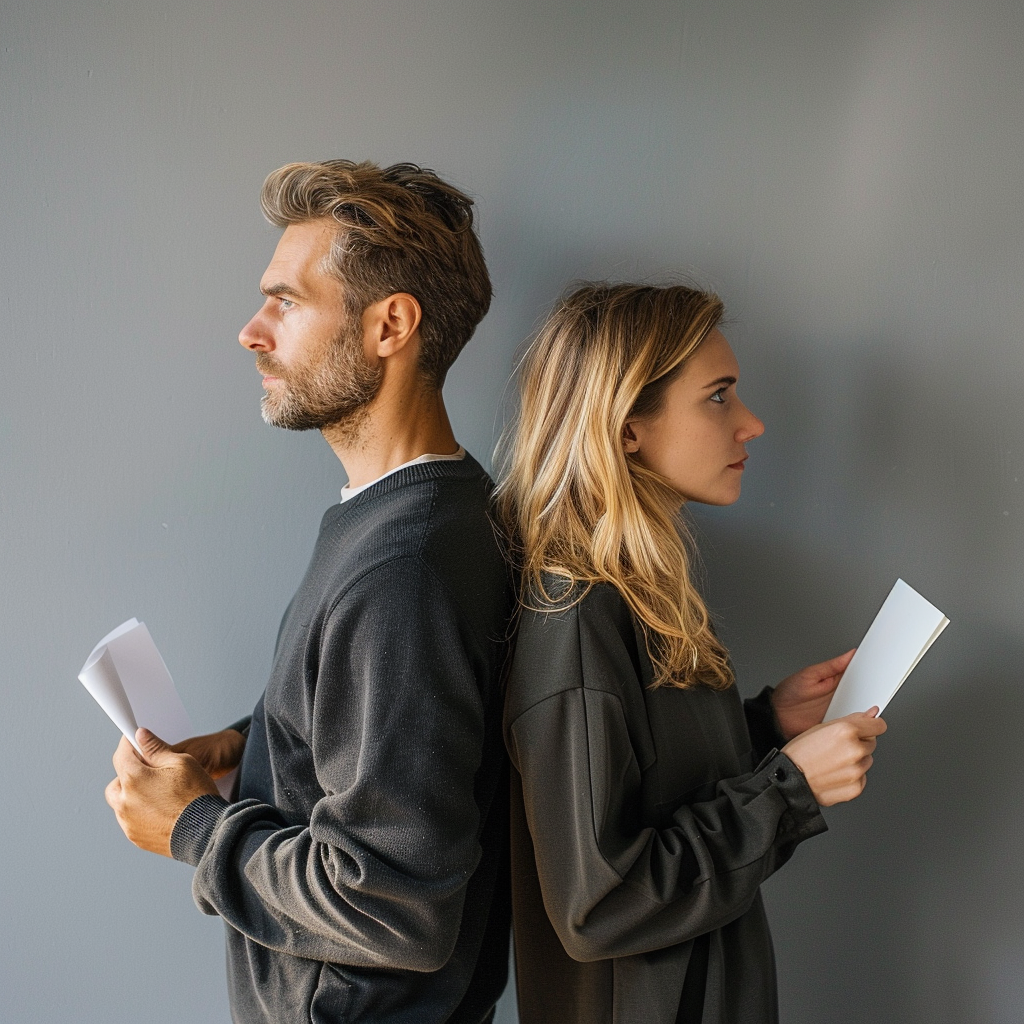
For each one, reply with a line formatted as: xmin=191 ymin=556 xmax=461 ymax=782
xmin=105 ymin=160 xmax=514 ymax=1024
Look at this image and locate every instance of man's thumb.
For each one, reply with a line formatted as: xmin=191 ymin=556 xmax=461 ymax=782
xmin=136 ymin=728 xmax=173 ymax=763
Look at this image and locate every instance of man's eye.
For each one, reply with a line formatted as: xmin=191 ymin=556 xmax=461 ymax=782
xmin=279 ymin=298 xmax=295 ymax=310
xmin=710 ymin=387 xmax=727 ymax=404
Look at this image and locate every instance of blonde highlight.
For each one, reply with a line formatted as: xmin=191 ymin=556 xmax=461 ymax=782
xmin=495 ymin=283 xmax=734 ymax=689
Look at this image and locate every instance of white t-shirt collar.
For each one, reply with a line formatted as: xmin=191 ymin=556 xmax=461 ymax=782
xmin=339 ymin=447 xmax=466 ymax=503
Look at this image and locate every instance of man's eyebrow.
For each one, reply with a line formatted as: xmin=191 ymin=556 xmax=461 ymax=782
xmin=261 ymin=283 xmax=304 ymax=299
xmin=702 ymin=375 xmax=737 ymax=389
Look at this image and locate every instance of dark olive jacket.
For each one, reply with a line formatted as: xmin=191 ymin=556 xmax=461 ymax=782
xmin=504 ymin=583 xmax=828 ymax=1024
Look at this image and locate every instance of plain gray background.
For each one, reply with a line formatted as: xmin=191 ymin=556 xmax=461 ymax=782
xmin=3 ymin=0 xmax=1023 ymax=1021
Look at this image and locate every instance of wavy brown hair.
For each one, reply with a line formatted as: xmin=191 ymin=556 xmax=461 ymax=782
xmin=495 ymin=283 xmax=734 ymax=689
xmin=261 ymin=160 xmax=491 ymax=389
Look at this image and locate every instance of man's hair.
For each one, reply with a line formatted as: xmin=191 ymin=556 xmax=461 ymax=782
xmin=261 ymin=160 xmax=492 ymax=389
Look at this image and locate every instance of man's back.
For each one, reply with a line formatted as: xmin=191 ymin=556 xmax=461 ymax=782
xmin=171 ymin=455 xmax=513 ymax=1023
xmin=104 ymin=158 xmax=509 ymax=1023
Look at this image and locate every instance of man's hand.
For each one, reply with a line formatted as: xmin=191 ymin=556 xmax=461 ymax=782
xmin=782 ymin=711 xmax=887 ymax=807
xmin=105 ymin=729 xmax=220 ymax=858
xmin=171 ymin=728 xmax=246 ymax=779
xmin=771 ymin=649 xmax=855 ymax=741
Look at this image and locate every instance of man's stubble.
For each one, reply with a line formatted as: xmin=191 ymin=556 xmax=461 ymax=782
xmin=256 ymin=314 xmax=383 ymax=439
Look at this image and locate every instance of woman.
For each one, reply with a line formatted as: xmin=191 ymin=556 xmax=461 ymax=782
xmin=495 ymin=283 xmax=885 ymax=1024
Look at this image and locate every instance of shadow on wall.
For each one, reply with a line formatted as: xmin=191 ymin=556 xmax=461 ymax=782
xmin=693 ymin=334 xmax=1024 ymax=1024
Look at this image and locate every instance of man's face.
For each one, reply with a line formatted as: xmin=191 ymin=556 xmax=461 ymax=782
xmin=239 ymin=219 xmax=382 ymax=432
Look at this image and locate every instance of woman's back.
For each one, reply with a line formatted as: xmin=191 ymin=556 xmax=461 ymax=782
xmin=505 ymin=582 xmax=826 ymax=1024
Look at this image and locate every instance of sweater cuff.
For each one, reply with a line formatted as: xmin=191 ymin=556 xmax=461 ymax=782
xmin=753 ymin=749 xmax=828 ymax=844
xmin=170 ymin=793 xmax=230 ymax=866
xmin=744 ymin=686 xmax=787 ymax=761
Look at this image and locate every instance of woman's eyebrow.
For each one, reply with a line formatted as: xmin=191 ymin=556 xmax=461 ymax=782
xmin=702 ymin=375 xmax=737 ymax=389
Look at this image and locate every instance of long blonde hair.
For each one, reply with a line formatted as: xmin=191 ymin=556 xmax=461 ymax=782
xmin=494 ymin=283 xmax=734 ymax=689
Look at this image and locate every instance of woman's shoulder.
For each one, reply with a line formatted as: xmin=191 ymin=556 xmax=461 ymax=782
xmin=521 ymin=575 xmax=634 ymax=631
xmin=506 ymin=578 xmax=641 ymax=713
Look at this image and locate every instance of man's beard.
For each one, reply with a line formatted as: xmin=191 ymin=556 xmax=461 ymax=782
xmin=256 ymin=318 xmax=383 ymax=434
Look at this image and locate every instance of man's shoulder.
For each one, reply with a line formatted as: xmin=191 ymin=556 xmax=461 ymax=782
xmin=312 ymin=454 xmax=510 ymax=618
xmin=328 ymin=453 xmax=495 ymax=555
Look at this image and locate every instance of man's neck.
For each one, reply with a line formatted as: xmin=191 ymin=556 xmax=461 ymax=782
xmin=322 ymin=384 xmax=458 ymax=490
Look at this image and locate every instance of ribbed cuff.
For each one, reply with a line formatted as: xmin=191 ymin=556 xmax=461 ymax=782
xmin=170 ymin=793 xmax=230 ymax=866
xmin=753 ymin=749 xmax=828 ymax=844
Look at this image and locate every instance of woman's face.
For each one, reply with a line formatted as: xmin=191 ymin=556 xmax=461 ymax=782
xmin=624 ymin=329 xmax=764 ymax=505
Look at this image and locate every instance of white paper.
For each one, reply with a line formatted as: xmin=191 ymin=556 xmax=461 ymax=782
xmin=824 ymin=579 xmax=949 ymax=721
xmin=79 ymin=618 xmax=237 ymax=799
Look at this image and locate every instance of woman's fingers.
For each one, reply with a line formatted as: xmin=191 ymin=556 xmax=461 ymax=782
xmin=782 ymin=712 xmax=887 ymax=807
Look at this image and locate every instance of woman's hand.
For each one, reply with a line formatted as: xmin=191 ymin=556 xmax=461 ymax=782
xmin=170 ymin=728 xmax=246 ymax=779
xmin=771 ymin=650 xmax=855 ymax=740
xmin=781 ymin=711 xmax=887 ymax=807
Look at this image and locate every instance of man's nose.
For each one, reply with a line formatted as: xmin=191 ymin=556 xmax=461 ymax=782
xmin=239 ymin=308 xmax=272 ymax=351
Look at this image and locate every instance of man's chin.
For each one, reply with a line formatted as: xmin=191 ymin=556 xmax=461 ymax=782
xmin=260 ymin=396 xmax=320 ymax=431
xmin=260 ymin=394 xmax=370 ymax=434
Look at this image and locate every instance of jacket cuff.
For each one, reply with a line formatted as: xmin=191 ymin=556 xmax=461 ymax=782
xmin=753 ymin=749 xmax=828 ymax=844
xmin=226 ymin=716 xmax=252 ymax=738
xmin=170 ymin=794 xmax=230 ymax=866
xmin=744 ymin=686 xmax=787 ymax=761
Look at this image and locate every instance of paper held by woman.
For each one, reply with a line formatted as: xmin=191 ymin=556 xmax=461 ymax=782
xmin=824 ymin=580 xmax=949 ymax=722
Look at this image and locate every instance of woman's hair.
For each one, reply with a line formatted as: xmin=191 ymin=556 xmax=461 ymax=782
xmin=494 ymin=282 xmax=734 ymax=690
xmin=261 ymin=160 xmax=491 ymax=389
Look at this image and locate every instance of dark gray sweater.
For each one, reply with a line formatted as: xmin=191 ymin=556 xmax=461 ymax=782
xmin=505 ymin=583 xmax=828 ymax=1024
xmin=171 ymin=455 xmax=514 ymax=1024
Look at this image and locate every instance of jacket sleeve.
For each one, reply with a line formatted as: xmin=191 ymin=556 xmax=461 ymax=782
xmin=743 ymin=685 xmax=787 ymax=762
xmin=506 ymin=600 xmax=827 ymax=963
xmin=170 ymin=557 xmax=487 ymax=973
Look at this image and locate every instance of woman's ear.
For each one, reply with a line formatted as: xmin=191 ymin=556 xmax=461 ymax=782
xmin=622 ymin=421 xmax=641 ymax=454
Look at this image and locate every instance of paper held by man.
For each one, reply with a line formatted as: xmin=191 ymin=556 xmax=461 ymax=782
xmin=824 ymin=579 xmax=949 ymax=722
xmin=78 ymin=618 xmax=236 ymax=798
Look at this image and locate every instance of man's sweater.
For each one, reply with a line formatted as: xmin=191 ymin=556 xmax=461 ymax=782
xmin=170 ymin=454 xmax=514 ymax=1024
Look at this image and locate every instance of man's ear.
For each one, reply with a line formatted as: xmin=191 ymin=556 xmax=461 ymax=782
xmin=366 ymin=293 xmax=423 ymax=358
xmin=622 ymin=421 xmax=641 ymax=455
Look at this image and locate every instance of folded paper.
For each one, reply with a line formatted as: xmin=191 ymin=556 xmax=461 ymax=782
xmin=79 ymin=618 xmax=236 ymax=798
xmin=824 ymin=579 xmax=949 ymax=722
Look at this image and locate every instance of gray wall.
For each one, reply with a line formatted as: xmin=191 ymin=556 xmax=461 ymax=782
xmin=3 ymin=1 xmax=1023 ymax=1021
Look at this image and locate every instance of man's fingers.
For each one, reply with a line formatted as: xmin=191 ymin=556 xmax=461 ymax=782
xmin=112 ymin=734 xmax=147 ymax=774
xmin=136 ymin=728 xmax=176 ymax=765
xmin=104 ymin=777 xmax=122 ymax=808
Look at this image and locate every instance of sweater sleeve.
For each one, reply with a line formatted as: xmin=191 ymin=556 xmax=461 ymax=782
xmin=172 ymin=557 xmax=487 ymax=973
xmin=506 ymin=600 xmax=827 ymax=963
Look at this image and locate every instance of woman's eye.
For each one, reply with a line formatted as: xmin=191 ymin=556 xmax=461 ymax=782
xmin=710 ymin=387 xmax=727 ymax=404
